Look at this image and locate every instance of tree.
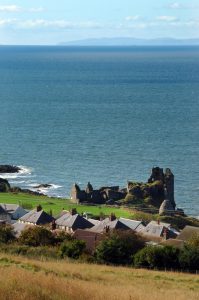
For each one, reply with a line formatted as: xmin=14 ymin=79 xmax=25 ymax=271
xmin=19 ymin=226 xmax=54 ymax=247
xmin=60 ymin=239 xmax=86 ymax=259
xmin=134 ymin=246 xmax=180 ymax=269
xmin=95 ymin=230 xmax=145 ymax=265
xmin=0 ymin=224 xmax=15 ymax=243
xmin=179 ymin=245 xmax=199 ymax=271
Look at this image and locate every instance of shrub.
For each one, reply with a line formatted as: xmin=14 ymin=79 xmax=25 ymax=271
xmin=54 ymin=230 xmax=74 ymax=244
xmin=19 ymin=226 xmax=54 ymax=247
xmin=179 ymin=245 xmax=199 ymax=271
xmin=60 ymin=239 xmax=86 ymax=259
xmin=95 ymin=230 xmax=145 ymax=265
xmin=0 ymin=224 xmax=15 ymax=243
xmin=186 ymin=233 xmax=199 ymax=248
xmin=134 ymin=246 xmax=180 ymax=269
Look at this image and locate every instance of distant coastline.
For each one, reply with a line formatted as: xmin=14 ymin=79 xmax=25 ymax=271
xmin=59 ymin=37 xmax=199 ymax=47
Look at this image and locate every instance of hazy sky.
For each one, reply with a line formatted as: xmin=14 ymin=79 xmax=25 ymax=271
xmin=0 ymin=0 xmax=198 ymax=44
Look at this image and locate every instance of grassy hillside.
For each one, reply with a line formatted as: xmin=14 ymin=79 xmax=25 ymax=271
xmin=0 ymin=192 xmax=132 ymax=218
xmin=0 ymin=253 xmax=198 ymax=300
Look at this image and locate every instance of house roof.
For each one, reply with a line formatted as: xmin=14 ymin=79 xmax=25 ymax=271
xmin=13 ymin=222 xmax=34 ymax=238
xmin=177 ymin=226 xmax=199 ymax=241
xmin=88 ymin=218 xmax=129 ymax=233
xmin=149 ymin=221 xmax=171 ymax=228
xmin=88 ymin=218 xmax=101 ymax=226
xmin=119 ymin=218 xmax=145 ymax=232
xmin=140 ymin=221 xmax=177 ymax=241
xmin=141 ymin=223 xmax=164 ymax=238
xmin=0 ymin=203 xmax=20 ymax=213
xmin=0 ymin=205 xmax=6 ymax=214
xmin=55 ymin=213 xmax=93 ymax=230
xmin=20 ymin=209 xmax=54 ymax=225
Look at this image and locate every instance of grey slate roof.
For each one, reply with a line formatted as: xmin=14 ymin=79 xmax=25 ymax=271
xmin=140 ymin=221 xmax=177 ymax=240
xmin=0 ymin=206 xmax=6 ymax=214
xmin=13 ymin=222 xmax=34 ymax=238
xmin=89 ymin=218 xmax=129 ymax=233
xmin=119 ymin=218 xmax=145 ymax=232
xmin=0 ymin=203 xmax=19 ymax=212
xmin=20 ymin=209 xmax=54 ymax=225
xmin=177 ymin=226 xmax=199 ymax=241
xmin=55 ymin=213 xmax=93 ymax=230
xmin=88 ymin=218 xmax=101 ymax=226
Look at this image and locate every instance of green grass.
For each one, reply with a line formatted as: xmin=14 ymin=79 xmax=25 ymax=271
xmin=0 ymin=193 xmax=133 ymax=218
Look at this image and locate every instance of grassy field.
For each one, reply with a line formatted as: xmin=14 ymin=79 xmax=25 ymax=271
xmin=0 ymin=253 xmax=198 ymax=300
xmin=0 ymin=192 xmax=133 ymax=218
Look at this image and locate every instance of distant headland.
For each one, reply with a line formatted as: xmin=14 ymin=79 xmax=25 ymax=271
xmin=59 ymin=37 xmax=199 ymax=46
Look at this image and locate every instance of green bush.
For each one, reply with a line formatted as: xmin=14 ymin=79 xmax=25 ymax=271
xmin=95 ymin=230 xmax=145 ymax=265
xmin=60 ymin=239 xmax=86 ymax=259
xmin=134 ymin=246 xmax=180 ymax=269
xmin=19 ymin=226 xmax=54 ymax=247
xmin=179 ymin=245 xmax=199 ymax=271
xmin=0 ymin=224 xmax=15 ymax=243
xmin=54 ymin=230 xmax=74 ymax=244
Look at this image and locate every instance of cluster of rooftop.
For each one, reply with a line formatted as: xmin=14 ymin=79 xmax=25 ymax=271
xmin=1 ymin=203 xmax=198 ymax=254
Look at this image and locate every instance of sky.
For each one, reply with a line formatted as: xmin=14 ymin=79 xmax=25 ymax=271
xmin=0 ymin=0 xmax=198 ymax=45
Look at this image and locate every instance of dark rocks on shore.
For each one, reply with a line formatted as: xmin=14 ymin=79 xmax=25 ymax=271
xmin=33 ymin=184 xmax=52 ymax=189
xmin=10 ymin=186 xmax=45 ymax=196
xmin=0 ymin=165 xmax=21 ymax=173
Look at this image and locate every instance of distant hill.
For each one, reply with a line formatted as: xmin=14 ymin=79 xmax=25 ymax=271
xmin=59 ymin=37 xmax=199 ymax=46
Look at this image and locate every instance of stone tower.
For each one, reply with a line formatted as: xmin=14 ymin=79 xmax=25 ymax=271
xmin=164 ymin=168 xmax=175 ymax=209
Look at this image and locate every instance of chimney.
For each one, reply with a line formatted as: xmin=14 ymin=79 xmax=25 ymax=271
xmin=109 ymin=213 xmax=116 ymax=221
xmin=36 ymin=205 xmax=42 ymax=212
xmin=163 ymin=227 xmax=169 ymax=240
xmin=70 ymin=208 xmax=77 ymax=215
xmin=104 ymin=225 xmax=110 ymax=233
xmin=51 ymin=220 xmax=56 ymax=231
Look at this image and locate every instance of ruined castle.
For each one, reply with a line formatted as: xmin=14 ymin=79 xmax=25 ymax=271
xmin=70 ymin=167 xmax=176 ymax=214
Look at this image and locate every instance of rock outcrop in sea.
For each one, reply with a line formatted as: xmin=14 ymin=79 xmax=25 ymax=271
xmin=0 ymin=165 xmax=21 ymax=173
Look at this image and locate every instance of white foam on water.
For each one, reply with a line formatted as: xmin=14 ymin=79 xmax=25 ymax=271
xmin=49 ymin=184 xmax=62 ymax=189
xmin=18 ymin=165 xmax=32 ymax=175
xmin=0 ymin=174 xmax=18 ymax=179
xmin=0 ymin=165 xmax=32 ymax=180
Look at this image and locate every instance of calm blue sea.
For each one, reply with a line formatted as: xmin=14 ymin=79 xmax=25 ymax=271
xmin=0 ymin=46 xmax=199 ymax=216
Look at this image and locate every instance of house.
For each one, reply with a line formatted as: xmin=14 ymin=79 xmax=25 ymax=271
xmin=55 ymin=210 xmax=94 ymax=233
xmin=87 ymin=218 xmax=101 ymax=226
xmin=73 ymin=229 xmax=104 ymax=253
xmin=88 ymin=215 xmax=130 ymax=233
xmin=19 ymin=207 xmax=54 ymax=225
xmin=140 ymin=221 xmax=178 ymax=242
xmin=119 ymin=218 xmax=145 ymax=232
xmin=0 ymin=206 xmax=11 ymax=223
xmin=0 ymin=204 xmax=27 ymax=221
xmin=12 ymin=222 xmax=34 ymax=238
xmin=176 ymin=226 xmax=199 ymax=242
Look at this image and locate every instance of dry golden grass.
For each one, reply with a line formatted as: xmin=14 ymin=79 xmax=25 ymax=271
xmin=0 ymin=253 xmax=198 ymax=300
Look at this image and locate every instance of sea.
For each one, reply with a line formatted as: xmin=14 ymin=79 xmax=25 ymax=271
xmin=0 ymin=46 xmax=198 ymax=217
